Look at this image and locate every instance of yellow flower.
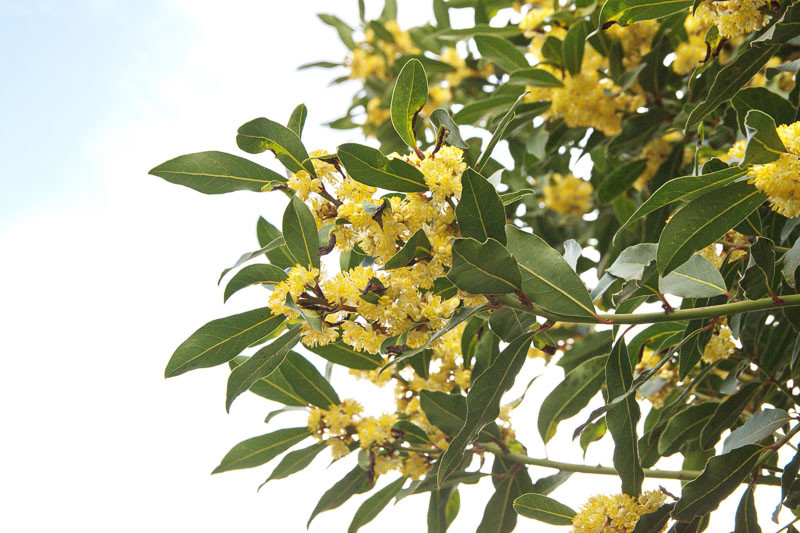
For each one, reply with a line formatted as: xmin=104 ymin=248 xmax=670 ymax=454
xmin=571 ymin=490 xmax=668 ymax=533
xmin=749 ymin=121 xmax=800 ymax=217
xmin=606 ymin=20 xmax=658 ymax=68
xmin=702 ymin=321 xmax=736 ymax=363
xmin=634 ymin=136 xmax=674 ymax=191
xmin=400 ymin=452 xmax=431 ymax=480
xmin=267 ymin=265 xmax=320 ymax=318
xmin=543 ymin=174 xmax=594 ymax=217
xmin=364 ymin=97 xmax=391 ymax=128
xmin=695 ymin=0 xmax=769 ymax=39
xmin=287 ymin=170 xmax=322 ymax=201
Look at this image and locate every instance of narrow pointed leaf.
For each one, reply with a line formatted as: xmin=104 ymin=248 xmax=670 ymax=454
xmin=456 ymin=169 xmax=506 ymax=244
xmin=699 ymin=382 xmax=760 ymax=450
xmin=308 ymin=466 xmax=371 ymax=527
xmin=263 ymin=441 xmax=327 ymax=485
xmin=632 ymin=503 xmax=675 ymax=533
xmin=287 ymin=103 xmax=307 ymax=137
xmin=476 ymin=456 xmax=533 ymax=533
xmin=282 ymin=195 xmax=320 ymax=269
xmin=437 ymin=332 xmax=535 ymax=485
xmin=384 ymin=229 xmax=433 ymax=269
xmin=743 ymin=110 xmax=786 ymax=166
xmin=474 ymin=34 xmax=528 ymax=72
xmin=723 ymin=409 xmax=791 ymax=454
xmin=513 ymin=493 xmax=576 ymax=525
xmin=658 ymin=254 xmax=726 ymax=298
xmin=307 ymin=342 xmax=383 ymax=370
xmin=658 ymin=403 xmax=717 ymax=456
xmin=348 ymin=477 xmax=406 ymax=533
xmin=337 ymin=143 xmax=427 ymax=192
xmin=279 ymin=351 xmax=340 ymax=408
xmin=599 ymin=0 xmax=692 ymax=27
xmin=447 ymin=238 xmax=522 ymax=294
xmin=563 ymin=19 xmax=587 ymax=75
xmin=165 ymin=308 xmax=284 ymax=377
xmin=236 ymin=116 xmax=315 ymax=176
xmin=506 ymin=226 xmax=596 ymax=318
xmin=149 ymin=151 xmax=286 ymax=194
xmin=508 ymin=68 xmax=563 ymax=88
xmin=597 ymin=159 xmax=647 ymax=204
xmin=391 ymin=58 xmax=428 ymax=149
xmin=734 ymin=485 xmax=761 ymax=533
xmin=225 ymin=327 xmax=302 ymax=411
xmin=223 ymin=264 xmax=288 ymax=302
xmin=430 ymin=108 xmax=469 ymax=149
xmin=475 ymin=92 xmax=527 ymax=172
xmin=212 ymin=426 xmax=310 ymax=474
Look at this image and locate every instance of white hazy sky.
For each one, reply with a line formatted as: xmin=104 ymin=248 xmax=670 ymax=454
xmin=0 ymin=1 xmax=789 ymax=531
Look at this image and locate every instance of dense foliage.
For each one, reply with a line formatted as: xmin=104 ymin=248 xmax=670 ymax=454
xmin=151 ymin=0 xmax=800 ymax=531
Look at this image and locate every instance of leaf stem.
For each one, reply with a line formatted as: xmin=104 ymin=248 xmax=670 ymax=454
xmin=479 ymin=442 xmax=781 ymax=486
xmin=500 ymin=293 xmax=800 ymax=325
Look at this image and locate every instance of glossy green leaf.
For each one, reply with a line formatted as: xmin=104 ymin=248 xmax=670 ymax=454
xmin=476 ymin=456 xmax=533 ymax=533
xmin=506 ymin=226 xmax=596 ymax=319
xmin=615 ymin=167 xmax=749 ymax=240
xmin=348 ymin=477 xmax=406 ymax=533
xmin=538 ymin=354 xmax=606 ymax=443
xmin=734 ymin=485 xmax=761 ymax=533
xmin=751 ymin=2 xmax=800 ymax=45
xmin=723 ymin=409 xmax=791 ymax=453
xmin=384 ymin=229 xmax=433 ymax=269
xmin=672 ymin=444 xmax=762 ymax=521
xmin=599 ymin=0 xmax=692 ymax=26
xmin=223 ymin=264 xmax=287 ymax=302
xmin=597 ymin=159 xmax=647 ymax=204
xmin=263 ymin=441 xmax=327 ymax=485
xmin=307 ymin=341 xmax=383 ymax=370
xmin=447 ymin=237 xmax=522 ymax=294
xmin=563 ymin=19 xmax=587 ymax=75
xmin=456 ymin=169 xmax=507 ymax=244
xmin=149 ymin=151 xmax=286 ymax=194
xmin=508 ymin=68 xmax=563 ymax=88
xmin=391 ymin=58 xmax=428 ymax=150
xmin=165 ymin=308 xmax=284 ymax=377
xmin=499 ymin=189 xmax=536 ymax=205
xmin=420 ymin=390 xmax=470 ymax=436
xmin=279 ymin=351 xmax=340 ymax=408
xmin=513 ymin=493 xmax=576 ymax=525
xmin=657 ymin=182 xmax=767 ymax=276
xmin=743 ymin=110 xmax=786 ymax=166
xmin=489 ymin=306 xmax=537 ymax=342
xmin=236 ymin=116 xmax=316 ymax=176
xmin=437 ymin=332 xmax=535 ymax=485
xmin=430 ymin=108 xmax=469 ymax=149
xmin=282 ymin=195 xmax=320 ymax=269
xmin=607 ymin=243 xmax=657 ymax=280
xmin=783 ymin=237 xmax=800 ymax=288
xmin=212 ymin=426 xmax=310 ymax=474
xmin=287 ymin=103 xmax=307 ymax=137
xmin=308 ymin=466 xmax=371 ymax=527
xmin=658 ymin=403 xmax=717 ymax=456
xmin=337 ymin=143 xmax=427 ymax=192
xmin=318 ymin=14 xmax=355 ymax=49
xmin=684 ymin=45 xmax=778 ymax=132
xmin=475 ymin=92 xmax=528 ymax=173
xmin=474 ymin=34 xmax=528 ymax=72
xmin=631 ymin=503 xmax=675 ymax=533
xmin=225 ymin=327 xmax=302 ymax=412
xmin=427 ymin=487 xmax=457 ymax=533
xmin=658 ymin=254 xmax=726 ymax=298
xmin=699 ymin=382 xmax=760 ymax=450
xmin=256 ymin=216 xmax=296 ymax=269
xmin=732 ymin=87 xmax=795 ymax=134
xmin=605 ymin=338 xmax=643 ymax=496
xmin=218 ymin=236 xmax=288 ymax=283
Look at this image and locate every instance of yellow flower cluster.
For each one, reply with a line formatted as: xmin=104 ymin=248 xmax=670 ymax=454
xmin=634 ymin=136 xmax=673 ymax=191
xmin=543 ymin=173 xmax=594 ymax=217
xmin=698 ymin=230 xmax=749 ymax=267
xmin=571 ymin=490 xmax=668 ymax=533
xmin=348 ymin=20 xmax=419 ymax=80
xmin=439 ymin=47 xmax=492 ymax=87
xmin=672 ymin=15 xmax=712 ymax=75
xmin=605 ymin=21 xmax=658 ymax=69
xmin=702 ymin=320 xmax=737 ymax=364
xmin=634 ymin=348 xmax=677 ymax=408
xmin=695 ymin=0 xmax=769 ymax=39
xmin=749 ymin=121 xmax=800 ymax=217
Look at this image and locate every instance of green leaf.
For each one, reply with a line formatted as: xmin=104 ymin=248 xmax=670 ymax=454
xmin=420 ymin=390 xmax=471 ymax=436
xmin=456 ymin=169 xmax=507 ymax=244
xmin=474 ymin=34 xmax=528 ymax=72
xmin=279 ymin=351 xmax=340 ymax=408
xmin=723 ymin=409 xmax=791 ymax=453
xmin=384 ymin=229 xmax=433 ymax=269
xmin=393 ymin=420 xmax=430 ymax=444
xmin=236 ymin=117 xmax=316 ymax=177
xmin=307 ymin=342 xmax=383 ymax=370
xmin=229 ymin=357 xmax=305 ymax=406
xmin=437 ymin=333 xmax=535 ymax=485
xmin=599 ymin=0 xmax=692 ymax=26
xmin=427 ymin=487 xmax=457 ymax=533
xmin=223 ymin=264 xmax=287 ymax=302
xmin=337 ymin=143 xmax=427 ymax=192
xmin=499 ymin=189 xmax=536 ymax=205
xmin=615 ymin=167 xmax=749 ymax=240
xmin=684 ymin=45 xmax=778 ymax=132
xmin=743 ymin=110 xmax=786 ymax=166
xmin=607 ymin=243 xmax=657 ymax=280
xmin=149 ymin=151 xmax=286 ymax=194
xmin=658 ymin=403 xmax=717 ymax=456
xmin=308 ymin=466 xmax=371 ymax=527
xmin=734 ymin=485 xmax=761 ymax=533
xmin=348 ymin=477 xmax=406 ymax=533
xmin=605 ymin=338 xmax=643 ymax=496
xmin=257 ymin=216 xmax=296 ymax=269
xmin=751 ymin=2 xmax=800 ymax=46
xmin=447 ymin=238 xmax=522 ymax=294
xmin=225 ymin=327 xmax=302 ymax=412
xmin=475 ymin=92 xmax=528 ymax=173
xmin=430 ymin=108 xmax=469 ymax=149
xmin=433 ymin=0 xmax=450 ymax=27
xmin=165 ymin=308 xmax=284 ymax=377
xmin=631 ymin=503 xmax=675 ymax=533
xmin=513 ymin=493 xmax=576 ymax=525
xmin=287 ymin=103 xmax=307 ymax=138
xmin=563 ymin=19 xmax=588 ymax=75
xmin=732 ymin=87 xmax=795 ymax=134
xmin=218 ymin=236 xmax=288 ymax=283
xmin=454 ymin=94 xmax=543 ymax=125
xmin=212 ymin=426 xmax=310 ymax=474
xmin=783 ymin=237 xmax=800 ymax=289
xmin=658 ymin=254 xmax=726 ymax=298
xmin=282 ymin=195 xmax=320 ymax=269
xmin=263 ymin=441 xmax=327 ymax=485
xmin=672 ymin=444 xmax=762 ymax=521
xmin=657 ymin=182 xmax=767 ymax=276
xmin=508 ymin=68 xmax=563 ymax=88
xmin=506 ymin=226 xmax=596 ymax=319
xmin=596 ymin=159 xmax=647 ymax=204
xmin=699 ymin=382 xmax=760 ymax=450
xmin=538 ymin=354 xmax=607 ymax=443
xmin=318 ymin=14 xmax=355 ymax=49
xmin=476 ymin=456 xmax=533 ymax=533
xmin=391 ymin=58 xmax=428 ymax=150
xmin=489 ymin=307 xmax=537 ymax=342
